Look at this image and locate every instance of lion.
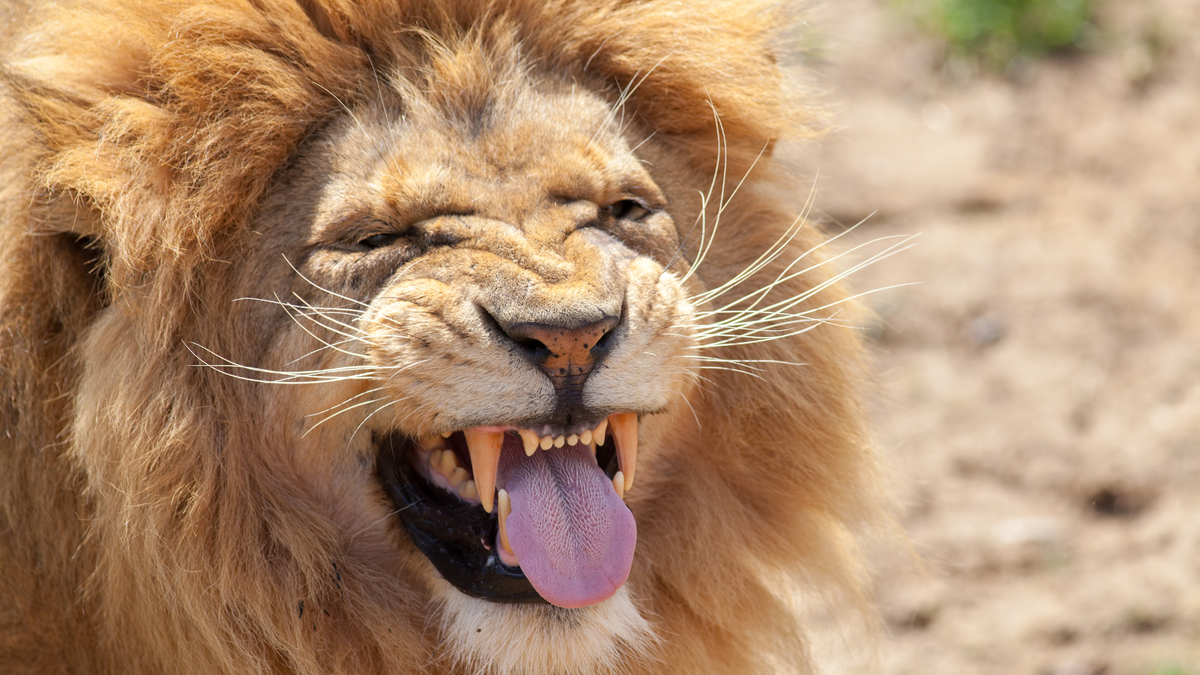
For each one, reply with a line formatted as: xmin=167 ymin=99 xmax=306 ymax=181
xmin=0 ymin=0 xmax=886 ymax=673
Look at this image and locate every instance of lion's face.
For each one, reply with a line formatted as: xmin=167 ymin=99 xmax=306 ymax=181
xmin=210 ymin=76 xmax=698 ymax=640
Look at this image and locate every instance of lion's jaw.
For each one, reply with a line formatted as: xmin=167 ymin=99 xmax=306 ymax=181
xmin=219 ymin=80 xmax=701 ymax=669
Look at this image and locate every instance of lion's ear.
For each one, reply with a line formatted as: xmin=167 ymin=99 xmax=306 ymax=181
xmin=62 ymin=233 xmax=110 ymax=309
xmin=296 ymin=0 xmax=340 ymax=42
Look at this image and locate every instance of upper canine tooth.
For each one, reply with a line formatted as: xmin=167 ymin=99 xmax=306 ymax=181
xmin=553 ymin=435 xmax=565 ymax=448
xmin=593 ymin=418 xmax=608 ymax=446
xmin=609 ymin=413 xmax=638 ymax=492
xmin=540 ymin=435 xmax=553 ymax=451
xmin=463 ymin=429 xmax=503 ymax=513
xmin=519 ymin=429 xmax=540 ymax=456
xmin=579 ymin=429 xmax=593 ymax=445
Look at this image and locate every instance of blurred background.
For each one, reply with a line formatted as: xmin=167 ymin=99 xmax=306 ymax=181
xmin=791 ymin=0 xmax=1200 ymax=673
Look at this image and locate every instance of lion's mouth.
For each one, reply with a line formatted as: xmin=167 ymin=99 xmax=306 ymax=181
xmin=376 ymin=415 xmax=638 ymax=608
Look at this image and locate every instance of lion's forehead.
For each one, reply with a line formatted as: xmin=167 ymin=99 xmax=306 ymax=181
xmin=309 ymin=86 xmax=655 ymax=229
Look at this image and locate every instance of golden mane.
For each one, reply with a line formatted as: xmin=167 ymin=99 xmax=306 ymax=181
xmin=0 ymin=1 xmax=883 ymax=673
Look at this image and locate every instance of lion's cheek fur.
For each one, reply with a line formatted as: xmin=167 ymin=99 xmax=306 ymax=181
xmin=69 ymin=311 xmax=435 ymax=674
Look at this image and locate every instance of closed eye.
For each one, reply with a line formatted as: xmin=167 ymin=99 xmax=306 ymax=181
xmin=358 ymin=232 xmax=402 ymax=250
xmin=604 ymin=199 xmax=652 ymax=222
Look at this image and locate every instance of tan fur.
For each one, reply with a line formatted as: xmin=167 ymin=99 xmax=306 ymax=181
xmin=0 ymin=0 xmax=884 ymax=673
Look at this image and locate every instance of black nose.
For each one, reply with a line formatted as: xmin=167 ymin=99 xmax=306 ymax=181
xmin=484 ymin=311 xmax=622 ymax=427
xmin=500 ymin=316 xmax=619 ymax=382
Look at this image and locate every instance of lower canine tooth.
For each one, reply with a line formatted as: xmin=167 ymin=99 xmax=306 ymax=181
xmin=498 ymin=489 xmax=515 ymax=557
xmin=609 ymin=413 xmax=638 ymax=492
xmin=463 ymin=429 xmax=503 ymax=513
xmin=519 ymin=429 xmax=540 ymax=456
xmin=612 ymin=471 xmax=625 ymax=500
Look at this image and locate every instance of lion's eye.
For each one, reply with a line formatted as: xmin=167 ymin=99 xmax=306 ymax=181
xmin=604 ymin=199 xmax=651 ymax=222
xmin=358 ymin=232 xmax=401 ymax=250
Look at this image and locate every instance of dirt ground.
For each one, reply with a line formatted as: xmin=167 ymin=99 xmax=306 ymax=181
xmin=793 ymin=1 xmax=1200 ymax=673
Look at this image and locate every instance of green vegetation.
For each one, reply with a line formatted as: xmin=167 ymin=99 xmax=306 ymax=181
xmin=1149 ymin=665 xmax=1195 ymax=675
xmin=899 ymin=0 xmax=1095 ymax=70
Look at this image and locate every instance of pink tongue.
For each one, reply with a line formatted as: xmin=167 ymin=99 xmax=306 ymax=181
xmin=497 ymin=441 xmax=636 ymax=608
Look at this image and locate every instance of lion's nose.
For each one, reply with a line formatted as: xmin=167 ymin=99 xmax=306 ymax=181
xmin=499 ymin=316 xmax=620 ymax=385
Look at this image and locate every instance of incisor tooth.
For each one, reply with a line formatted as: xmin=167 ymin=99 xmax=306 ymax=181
xmin=612 ymin=471 xmax=625 ymax=500
xmin=609 ymin=412 xmax=638 ymax=492
xmin=580 ymin=429 xmax=593 ymax=445
xmin=498 ymin=489 xmax=515 ymax=557
xmin=459 ymin=480 xmax=478 ymax=501
xmin=463 ymin=429 xmax=503 ymax=513
xmin=567 ymin=433 xmax=579 ymax=446
xmin=540 ymin=435 xmax=553 ymax=451
xmin=519 ymin=429 xmax=540 ymax=456
xmin=594 ymin=418 xmax=608 ymax=446
xmin=554 ymin=435 xmax=565 ymax=448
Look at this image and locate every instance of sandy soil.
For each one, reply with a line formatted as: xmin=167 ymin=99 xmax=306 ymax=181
xmin=794 ymin=1 xmax=1200 ymax=673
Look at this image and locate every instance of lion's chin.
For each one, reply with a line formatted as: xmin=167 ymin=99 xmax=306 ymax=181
xmin=435 ymin=581 xmax=655 ymax=675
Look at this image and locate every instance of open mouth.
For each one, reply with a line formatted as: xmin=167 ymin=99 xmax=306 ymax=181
xmin=377 ymin=414 xmax=639 ymax=608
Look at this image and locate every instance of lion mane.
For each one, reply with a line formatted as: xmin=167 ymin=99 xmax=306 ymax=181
xmin=0 ymin=0 xmax=884 ymax=673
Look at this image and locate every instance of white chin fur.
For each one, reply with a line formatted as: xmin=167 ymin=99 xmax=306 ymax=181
xmin=435 ymin=583 xmax=655 ymax=675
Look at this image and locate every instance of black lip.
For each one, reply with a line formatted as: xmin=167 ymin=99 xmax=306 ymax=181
xmin=376 ymin=433 xmax=546 ymax=604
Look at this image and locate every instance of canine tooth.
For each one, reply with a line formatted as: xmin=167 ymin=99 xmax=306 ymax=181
xmin=498 ymin=489 xmax=515 ymax=556
xmin=594 ymin=418 xmax=608 ymax=446
xmin=567 ymin=433 xmax=579 ymax=446
xmin=554 ymin=435 xmax=565 ymax=448
xmin=463 ymin=429 xmax=503 ymax=513
xmin=609 ymin=413 xmax=638 ymax=492
xmin=580 ymin=429 xmax=593 ymax=445
xmin=459 ymin=480 xmax=478 ymax=501
xmin=519 ymin=429 xmax=540 ymax=456
xmin=449 ymin=467 xmax=469 ymax=487
xmin=612 ymin=471 xmax=625 ymax=500
xmin=540 ymin=435 xmax=553 ymax=451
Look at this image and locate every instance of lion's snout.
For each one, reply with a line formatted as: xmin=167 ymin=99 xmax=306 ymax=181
xmin=490 ymin=314 xmax=621 ymax=427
